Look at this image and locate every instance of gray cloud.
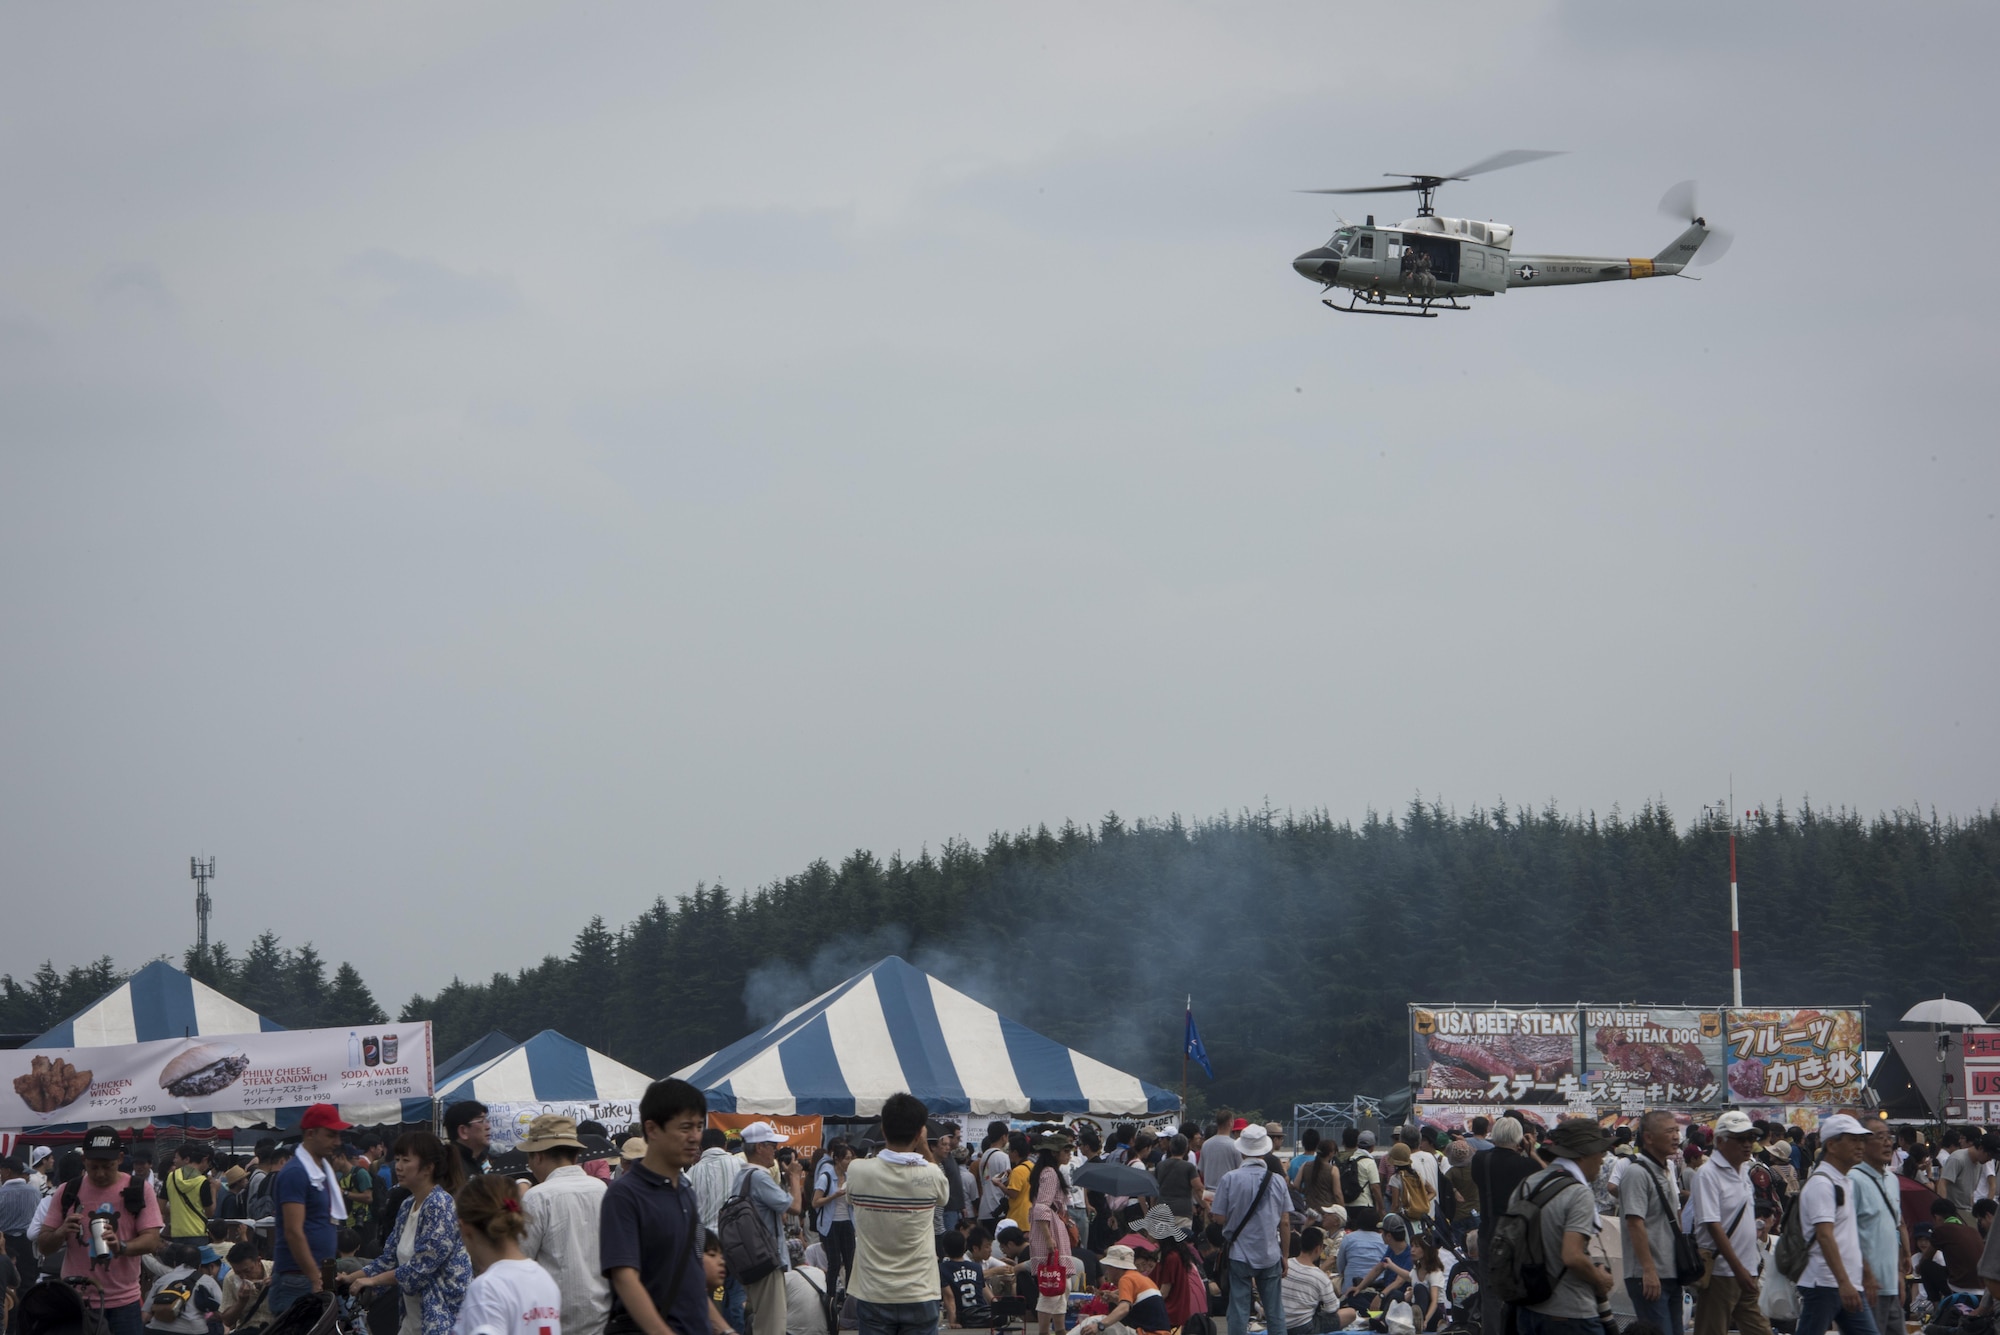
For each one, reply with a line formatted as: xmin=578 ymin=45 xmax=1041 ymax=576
xmin=342 ymin=250 xmax=522 ymax=322
xmin=93 ymin=264 xmax=179 ymax=319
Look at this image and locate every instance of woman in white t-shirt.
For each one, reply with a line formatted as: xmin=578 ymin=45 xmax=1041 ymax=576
xmin=452 ymin=1175 xmax=563 ymax=1335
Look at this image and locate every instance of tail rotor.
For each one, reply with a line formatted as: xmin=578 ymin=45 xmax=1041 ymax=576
xmin=1659 ymin=180 xmax=1733 ymax=264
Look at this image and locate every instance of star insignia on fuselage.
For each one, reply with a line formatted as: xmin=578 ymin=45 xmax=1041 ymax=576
xmin=1514 ymin=264 xmax=1537 ymax=282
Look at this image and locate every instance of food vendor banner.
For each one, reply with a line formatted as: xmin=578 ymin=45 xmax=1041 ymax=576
xmin=1583 ymin=1008 xmax=1726 ymax=1105
xmin=486 ymin=1100 xmax=642 ymax=1153
xmin=1961 ymin=1031 xmax=2000 ymax=1121
xmin=1411 ymin=1006 xmax=1582 ymax=1104
xmin=4 ymin=1024 xmax=433 ymax=1127
xmin=1723 ymin=1008 xmax=1865 ymax=1104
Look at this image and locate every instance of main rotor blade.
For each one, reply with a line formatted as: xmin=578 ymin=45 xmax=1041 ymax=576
xmin=1299 ymin=182 xmax=1425 ymax=195
xmin=1447 ymin=148 xmax=1566 ymax=179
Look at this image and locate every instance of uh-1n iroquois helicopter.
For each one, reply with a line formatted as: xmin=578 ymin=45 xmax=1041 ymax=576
xmin=1291 ymin=149 xmax=1733 ymax=317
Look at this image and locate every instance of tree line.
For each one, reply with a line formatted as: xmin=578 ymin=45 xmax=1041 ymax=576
xmin=6 ymin=799 xmax=1997 ymax=1115
xmin=402 ymin=797 xmax=2000 ymax=1112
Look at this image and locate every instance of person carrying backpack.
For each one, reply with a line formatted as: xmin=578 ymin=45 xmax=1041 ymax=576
xmin=1338 ymin=1131 xmax=1382 ymax=1232
xmin=32 ymin=1126 xmax=167 ymax=1335
xmin=1787 ymin=1115 xmax=1875 ymax=1335
xmin=143 ymin=1243 xmax=225 ymax=1335
xmin=718 ymin=1123 xmax=803 ymax=1335
xmin=1484 ymin=1119 xmax=1614 ymax=1335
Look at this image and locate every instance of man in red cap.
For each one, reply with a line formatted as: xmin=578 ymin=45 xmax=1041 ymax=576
xmin=269 ymin=1104 xmax=351 ymax=1315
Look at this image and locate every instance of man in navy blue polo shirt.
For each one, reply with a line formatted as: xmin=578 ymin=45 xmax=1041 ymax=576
xmin=270 ymin=1104 xmax=350 ymax=1315
xmin=601 ymin=1078 xmax=720 ymax=1335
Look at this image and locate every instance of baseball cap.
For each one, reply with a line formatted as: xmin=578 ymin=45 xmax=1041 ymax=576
xmin=197 ymin=1245 xmax=221 ymax=1266
xmin=1357 ymin=1130 xmax=1376 ymax=1149
xmin=1231 ymin=1118 xmax=1249 ymax=1133
xmin=300 ymin=1104 xmax=352 ymax=1132
xmin=1713 ymin=1111 xmax=1756 ymax=1137
xmin=1381 ymin=1212 xmax=1407 ymax=1236
xmin=740 ymin=1121 xmax=790 ymax=1145
xmin=995 ymin=1219 xmax=1022 ymax=1236
xmin=1819 ymin=1113 xmax=1867 ymax=1140
xmin=83 ymin=1127 xmax=123 ymax=1161
xmin=29 ymin=1146 xmax=52 ymax=1167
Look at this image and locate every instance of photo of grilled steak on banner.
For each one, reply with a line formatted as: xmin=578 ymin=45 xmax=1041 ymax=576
xmin=1424 ymin=1061 xmax=1489 ymax=1092
xmin=1594 ymin=1026 xmax=1711 ymax=1087
xmin=1427 ymin=1033 xmax=1574 ymax=1083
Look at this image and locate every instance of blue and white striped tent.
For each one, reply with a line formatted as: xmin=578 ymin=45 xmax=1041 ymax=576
xmin=32 ymin=960 xmax=285 ymax=1048
xmin=418 ymin=1029 xmax=653 ymax=1112
xmin=673 ymin=956 xmax=1178 ymax=1117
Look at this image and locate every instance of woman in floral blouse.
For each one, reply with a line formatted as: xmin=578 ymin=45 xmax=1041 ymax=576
xmin=343 ymin=1131 xmax=471 ymax=1335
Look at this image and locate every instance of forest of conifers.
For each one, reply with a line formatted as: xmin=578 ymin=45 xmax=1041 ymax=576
xmin=5 ymin=799 xmax=1997 ymax=1115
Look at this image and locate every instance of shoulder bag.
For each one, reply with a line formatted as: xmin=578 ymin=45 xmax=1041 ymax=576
xmin=1640 ymin=1158 xmax=1704 ymax=1285
xmin=1213 ymin=1165 xmax=1279 ymax=1306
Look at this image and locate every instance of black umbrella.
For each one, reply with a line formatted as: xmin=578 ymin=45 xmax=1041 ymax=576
xmin=1071 ymin=1160 xmax=1159 ymax=1196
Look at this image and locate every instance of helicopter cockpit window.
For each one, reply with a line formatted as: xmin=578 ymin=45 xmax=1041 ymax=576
xmin=1328 ymin=228 xmax=1357 ymax=255
xmin=1353 ymin=233 xmax=1374 ymax=259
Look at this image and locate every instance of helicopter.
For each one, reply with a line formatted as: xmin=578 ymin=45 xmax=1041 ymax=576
xmin=1291 ymin=150 xmax=1732 ymax=317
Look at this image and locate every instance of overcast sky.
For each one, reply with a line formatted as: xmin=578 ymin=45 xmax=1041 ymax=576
xmin=4 ymin=3 xmax=1995 ymax=1012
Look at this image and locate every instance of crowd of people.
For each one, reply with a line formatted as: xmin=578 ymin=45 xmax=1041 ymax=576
xmin=7 ymin=1096 xmax=2000 ymax=1335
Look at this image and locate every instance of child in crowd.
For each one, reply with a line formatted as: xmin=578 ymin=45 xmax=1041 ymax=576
xmin=453 ymin=1174 xmax=564 ymax=1335
xmin=1073 ymin=1245 xmax=1170 ymax=1335
xmin=940 ymin=1231 xmax=992 ymax=1329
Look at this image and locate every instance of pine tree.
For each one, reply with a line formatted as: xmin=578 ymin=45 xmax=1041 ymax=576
xmin=326 ymin=963 xmax=389 ymax=1027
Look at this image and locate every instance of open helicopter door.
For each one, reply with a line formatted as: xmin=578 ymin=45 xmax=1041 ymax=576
xmin=1402 ymin=233 xmax=1460 ymax=286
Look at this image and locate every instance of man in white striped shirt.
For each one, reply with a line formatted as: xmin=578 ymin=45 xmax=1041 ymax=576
xmin=846 ymin=1096 xmax=950 ymax=1335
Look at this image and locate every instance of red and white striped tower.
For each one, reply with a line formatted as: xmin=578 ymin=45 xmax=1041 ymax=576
xmin=1729 ymin=832 xmax=1742 ymax=1007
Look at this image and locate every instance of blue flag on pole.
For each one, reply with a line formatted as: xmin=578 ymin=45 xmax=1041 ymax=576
xmin=1185 ymin=997 xmax=1214 ymax=1080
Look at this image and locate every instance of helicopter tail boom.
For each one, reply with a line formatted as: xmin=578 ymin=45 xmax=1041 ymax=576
xmin=1654 ymin=221 xmax=1708 ymax=270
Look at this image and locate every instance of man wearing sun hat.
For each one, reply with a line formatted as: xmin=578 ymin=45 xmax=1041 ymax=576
xmin=1211 ymin=1121 xmax=1290 ymax=1335
xmin=520 ymin=1114 xmax=611 ymax=1335
xmin=1076 ymin=1244 xmax=1173 ymax=1335
xmin=1795 ymin=1113 xmax=1876 ymax=1335
xmin=1513 ymin=1118 xmax=1615 ymax=1335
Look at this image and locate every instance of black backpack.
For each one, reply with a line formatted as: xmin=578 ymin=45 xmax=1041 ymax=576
xmin=246 ymin=1169 xmax=278 ymax=1224
xmin=1434 ymin=1161 xmax=1458 ymax=1222
xmin=717 ymin=1166 xmax=783 ymax=1284
xmin=1485 ymin=1170 xmax=1585 ymax=1307
xmin=21 ymin=1278 xmax=115 ymax=1335
xmin=1339 ymin=1152 xmax=1367 ymax=1205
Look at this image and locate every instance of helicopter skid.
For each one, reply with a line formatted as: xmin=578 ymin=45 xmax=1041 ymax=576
xmin=1322 ymin=290 xmax=1470 ymax=318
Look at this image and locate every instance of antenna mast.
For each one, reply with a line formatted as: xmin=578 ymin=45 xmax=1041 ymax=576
xmin=190 ymin=856 xmax=216 ymax=955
